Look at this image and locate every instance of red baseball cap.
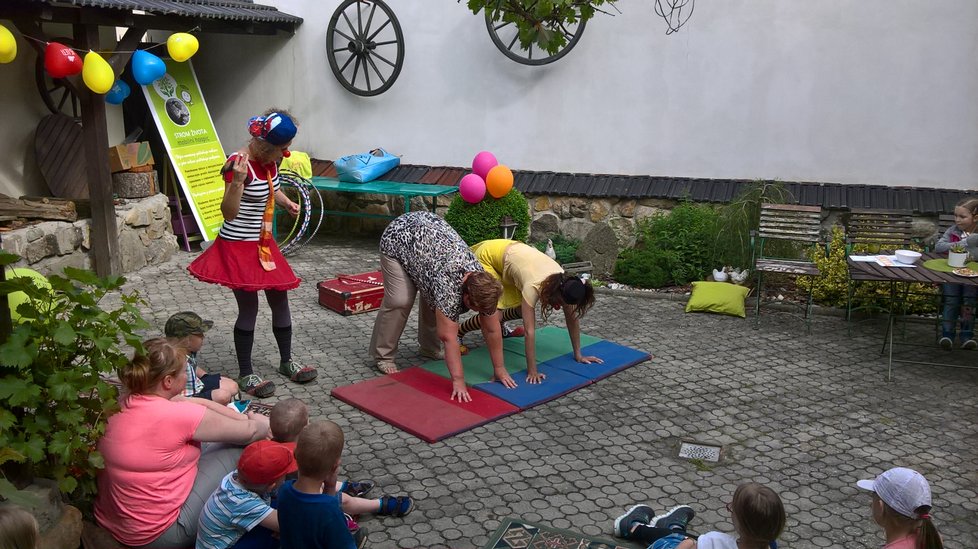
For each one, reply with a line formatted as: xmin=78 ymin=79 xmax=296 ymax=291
xmin=238 ymin=440 xmax=297 ymax=485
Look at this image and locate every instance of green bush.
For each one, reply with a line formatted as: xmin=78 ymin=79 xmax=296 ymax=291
xmin=613 ymin=248 xmax=673 ymax=288
xmin=715 ymin=180 xmax=794 ymax=269
xmin=627 ymin=201 xmax=721 ymax=286
xmin=797 ymin=227 xmax=937 ymax=313
xmin=0 ymin=252 xmax=148 ymax=503
xmin=445 ymin=189 xmax=531 ymax=245
xmin=534 ymin=235 xmax=579 ymax=265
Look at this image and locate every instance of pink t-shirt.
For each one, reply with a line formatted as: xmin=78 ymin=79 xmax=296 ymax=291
xmin=884 ymin=535 xmax=916 ymax=549
xmin=94 ymin=395 xmax=206 ymax=546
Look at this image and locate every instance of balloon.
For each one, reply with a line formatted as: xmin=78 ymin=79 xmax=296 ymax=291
xmin=4 ymin=267 xmax=51 ymax=324
xmin=0 ymin=25 xmax=16 ymax=64
xmin=44 ymin=42 xmax=83 ymax=78
xmin=82 ymin=51 xmax=114 ymax=94
xmin=485 ymin=165 xmax=514 ymax=198
xmin=472 ymin=151 xmax=498 ymax=180
xmin=105 ymin=80 xmax=131 ymax=104
xmin=166 ymin=33 xmax=199 ymax=62
xmin=132 ymin=50 xmax=167 ymax=85
xmin=458 ymin=173 xmax=487 ymax=204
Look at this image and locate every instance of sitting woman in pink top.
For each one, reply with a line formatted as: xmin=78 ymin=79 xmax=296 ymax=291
xmin=95 ymin=338 xmax=270 ymax=548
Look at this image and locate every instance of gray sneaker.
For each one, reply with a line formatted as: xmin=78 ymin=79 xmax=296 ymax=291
xmin=962 ymin=339 xmax=977 ymax=350
xmin=939 ymin=337 xmax=953 ymax=350
xmin=652 ymin=505 xmax=695 ymax=532
xmin=613 ymin=504 xmax=654 ymax=538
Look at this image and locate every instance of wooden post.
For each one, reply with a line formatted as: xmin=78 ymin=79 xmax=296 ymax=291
xmin=76 ymin=23 xmax=121 ymax=276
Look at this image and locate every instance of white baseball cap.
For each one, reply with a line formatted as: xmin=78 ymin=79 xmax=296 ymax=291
xmin=856 ymin=467 xmax=932 ymax=519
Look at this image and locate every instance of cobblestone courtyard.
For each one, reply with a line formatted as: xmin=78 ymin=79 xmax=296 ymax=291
xmin=122 ymin=236 xmax=978 ymax=548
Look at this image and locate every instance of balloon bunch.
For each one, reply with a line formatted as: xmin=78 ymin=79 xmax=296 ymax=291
xmin=23 ymin=30 xmax=200 ymax=102
xmin=458 ymin=151 xmax=514 ymax=204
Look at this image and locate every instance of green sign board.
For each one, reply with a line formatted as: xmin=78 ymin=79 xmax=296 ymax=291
xmin=141 ymin=60 xmax=226 ymax=241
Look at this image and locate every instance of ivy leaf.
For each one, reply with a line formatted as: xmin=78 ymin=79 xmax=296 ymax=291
xmin=52 ymin=320 xmax=77 ymax=346
xmin=0 ymin=478 xmax=40 ymax=507
xmin=0 ymin=330 xmax=36 ymax=368
xmin=0 ymin=377 xmax=38 ymax=406
xmin=57 ymin=474 xmax=78 ymax=495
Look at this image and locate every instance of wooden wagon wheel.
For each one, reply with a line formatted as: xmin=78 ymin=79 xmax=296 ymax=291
xmin=325 ymin=0 xmax=405 ymax=97
xmin=34 ymin=38 xmax=82 ymax=120
xmin=485 ymin=2 xmax=587 ymax=66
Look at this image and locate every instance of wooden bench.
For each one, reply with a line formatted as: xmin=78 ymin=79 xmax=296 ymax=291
xmin=311 ymin=176 xmax=457 ymax=220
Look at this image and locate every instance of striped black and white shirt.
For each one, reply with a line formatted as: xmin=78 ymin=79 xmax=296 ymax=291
xmin=217 ymin=155 xmax=280 ymax=242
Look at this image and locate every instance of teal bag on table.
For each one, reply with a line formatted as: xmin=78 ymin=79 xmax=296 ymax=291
xmin=334 ymin=148 xmax=400 ymax=183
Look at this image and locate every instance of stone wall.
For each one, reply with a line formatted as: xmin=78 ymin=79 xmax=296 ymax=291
xmin=1 ymin=194 xmax=179 ymax=276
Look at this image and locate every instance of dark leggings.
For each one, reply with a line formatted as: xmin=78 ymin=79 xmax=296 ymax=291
xmin=232 ymin=289 xmax=292 ymax=378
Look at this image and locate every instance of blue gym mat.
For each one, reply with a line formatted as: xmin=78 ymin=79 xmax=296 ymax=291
xmin=543 ymin=340 xmax=652 ymax=382
xmin=472 ymin=363 xmax=591 ymax=409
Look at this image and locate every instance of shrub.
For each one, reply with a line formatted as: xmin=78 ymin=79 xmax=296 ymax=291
xmin=444 ymin=189 xmax=531 ymax=245
xmin=797 ymin=227 xmax=937 ymax=313
xmin=715 ymin=180 xmax=794 ymax=269
xmin=0 ymin=252 xmax=149 ymax=503
xmin=534 ymin=235 xmax=580 ymax=265
xmin=614 ymin=248 xmax=673 ymax=288
xmin=627 ymin=201 xmax=721 ymax=286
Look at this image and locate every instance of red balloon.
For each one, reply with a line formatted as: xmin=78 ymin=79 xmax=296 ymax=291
xmin=45 ymin=42 xmax=82 ymax=78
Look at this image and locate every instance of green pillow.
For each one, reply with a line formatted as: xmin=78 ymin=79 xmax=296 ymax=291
xmin=685 ymin=281 xmax=751 ymax=318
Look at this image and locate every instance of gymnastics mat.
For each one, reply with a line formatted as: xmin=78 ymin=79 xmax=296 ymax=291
xmin=501 ymin=326 xmax=603 ymax=362
xmin=473 ymin=364 xmax=591 ymax=409
xmin=330 ymin=368 xmax=519 ymax=443
xmin=543 ymin=340 xmax=652 ymax=381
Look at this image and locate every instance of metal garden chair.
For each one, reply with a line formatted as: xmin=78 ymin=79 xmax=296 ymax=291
xmin=750 ymin=203 xmax=825 ymax=332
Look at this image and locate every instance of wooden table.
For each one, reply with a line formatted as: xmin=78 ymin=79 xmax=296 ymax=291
xmin=847 ymin=252 xmax=978 ymax=379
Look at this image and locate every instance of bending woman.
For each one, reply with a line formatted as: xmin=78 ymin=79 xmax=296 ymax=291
xmin=459 ymin=239 xmax=600 ymax=383
xmin=368 ymin=212 xmax=512 ymax=402
xmin=188 ymin=109 xmax=317 ymax=398
xmin=95 ymin=338 xmax=270 ymax=548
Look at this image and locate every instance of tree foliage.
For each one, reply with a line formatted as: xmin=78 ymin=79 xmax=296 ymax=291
xmin=465 ymin=0 xmax=617 ymax=55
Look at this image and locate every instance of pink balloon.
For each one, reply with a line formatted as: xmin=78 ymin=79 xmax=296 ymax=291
xmin=471 ymin=151 xmax=498 ymax=180
xmin=458 ymin=173 xmax=487 ymax=204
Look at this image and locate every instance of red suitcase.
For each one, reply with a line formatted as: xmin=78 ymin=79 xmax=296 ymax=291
xmin=317 ymin=271 xmax=385 ymax=315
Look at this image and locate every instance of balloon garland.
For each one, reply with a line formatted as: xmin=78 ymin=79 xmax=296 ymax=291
xmin=459 ymin=150 xmax=514 ymax=204
xmin=0 ymin=26 xmax=201 ymax=99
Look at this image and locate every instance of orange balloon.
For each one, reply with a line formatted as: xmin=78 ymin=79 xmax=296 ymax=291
xmin=485 ymin=164 xmax=513 ymax=198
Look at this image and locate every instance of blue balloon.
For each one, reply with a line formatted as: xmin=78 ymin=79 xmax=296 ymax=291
xmin=105 ymin=80 xmax=131 ymax=105
xmin=131 ymin=50 xmax=166 ymax=85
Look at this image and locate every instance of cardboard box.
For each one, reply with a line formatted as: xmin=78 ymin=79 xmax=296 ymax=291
xmin=108 ymin=142 xmax=155 ymax=173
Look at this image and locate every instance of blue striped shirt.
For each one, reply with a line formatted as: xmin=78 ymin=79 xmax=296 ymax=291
xmin=196 ymin=472 xmax=273 ymax=549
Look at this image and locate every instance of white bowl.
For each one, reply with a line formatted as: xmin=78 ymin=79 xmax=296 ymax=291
xmin=894 ymin=249 xmax=922 ymax=264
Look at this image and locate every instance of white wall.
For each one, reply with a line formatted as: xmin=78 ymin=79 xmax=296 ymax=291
xmin=194 ymin=0 xmax=978 ymax=190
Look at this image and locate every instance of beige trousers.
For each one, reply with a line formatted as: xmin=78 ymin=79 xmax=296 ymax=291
xmin=369 ymin=255 xmax=441 ymax=364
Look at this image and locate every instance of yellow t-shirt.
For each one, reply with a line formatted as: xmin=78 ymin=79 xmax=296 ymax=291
xmin=470 ymin=239 xmax=562 ymax=309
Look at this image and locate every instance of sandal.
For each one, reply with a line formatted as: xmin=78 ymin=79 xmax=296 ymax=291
xmin=376 ymin=361 xmax=398 ymax=374
xmin=341 ymin=479 xmax=375 ymax=498
xmin=279 ymin=360 xmax=318 ymax=383
xmin=377 ymin=495 xmax=414 ymax=517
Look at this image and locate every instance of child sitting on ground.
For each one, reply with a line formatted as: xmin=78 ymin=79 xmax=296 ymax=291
xmin=268 ymin=399 xmax=410 ymax=530
xmin=613 ymin=482 xmax=785 ymax=549
xmin=196 ymin=440 xmax=294 ymax=549
xmin=0 ymin=505 xmax=39 ymax=549
xmin=165 ymin=311 xmax=240 ymax=405
xmin=857 ymin=467 xmax=944 ymax=549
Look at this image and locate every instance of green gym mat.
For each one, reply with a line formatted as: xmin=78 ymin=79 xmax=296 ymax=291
xmin=420 ymin=326 xmax=603 ymax=383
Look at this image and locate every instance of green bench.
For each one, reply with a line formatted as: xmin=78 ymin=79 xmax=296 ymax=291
xmin=310 ymin=176 xmax=457 ymax=219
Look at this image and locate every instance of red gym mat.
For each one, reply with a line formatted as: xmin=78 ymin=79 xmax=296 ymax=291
xmin=330 ymin=368 xmax=519 ymax=443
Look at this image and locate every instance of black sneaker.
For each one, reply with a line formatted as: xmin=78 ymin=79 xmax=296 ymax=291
xmin=341 ymin=479 xmax=375 ymax=498
xmin=652 ymin=505 xmax=695 ymax=532
xmin=353 ymin=525 xmax=368 ymax=549
xmin=613 ymin=504 xmax=654 ymax=538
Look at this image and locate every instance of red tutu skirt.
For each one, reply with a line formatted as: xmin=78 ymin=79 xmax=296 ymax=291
xmin=188 ymin=237 xmax=301 ymax=292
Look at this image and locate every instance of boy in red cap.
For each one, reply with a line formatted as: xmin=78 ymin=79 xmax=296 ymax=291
xmin=196 ymin=440 xmax=294 ymax=549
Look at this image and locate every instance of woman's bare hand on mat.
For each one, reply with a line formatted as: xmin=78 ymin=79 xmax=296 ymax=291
xmin=576 ymin=355 xmax=604 ymax=364
xmin=451 ymin=380 xmax=472 ymax=403
xmin=525 ymin=371 xmax=546 ymax=384
xmin=493 ymin=370 xmax=518 ymax=389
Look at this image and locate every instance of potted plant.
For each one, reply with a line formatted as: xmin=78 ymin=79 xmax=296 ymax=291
xmin=948 ymin=243 xmax=969 ymax=268
xmin=0 ymin=251 xmax=148 ymax=505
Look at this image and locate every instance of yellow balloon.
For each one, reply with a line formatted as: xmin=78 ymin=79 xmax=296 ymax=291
xmin=82 ymin=51 xmax=114 ymax=94
xmin=0 ymin=24 xmax=16 ymax=64
xmin=4 ymin=267 xmax=51 ymax=323
xmin=167 ymin=33 xmax=199 ymax=62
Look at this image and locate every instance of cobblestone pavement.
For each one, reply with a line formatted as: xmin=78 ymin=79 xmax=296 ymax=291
xmin=121 ymin=236 xmax=978 ymax=549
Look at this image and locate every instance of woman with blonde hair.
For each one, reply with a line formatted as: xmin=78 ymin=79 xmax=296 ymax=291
xmin=0 ymin=505 xmax=38 ymax=549
xmin=94 ymin=338 xmax=270 ymax=548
